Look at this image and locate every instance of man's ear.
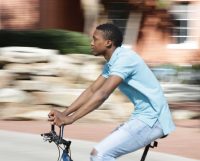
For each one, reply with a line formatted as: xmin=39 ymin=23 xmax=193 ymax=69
xmin=106 ymin=40 xmax=112 ymax=48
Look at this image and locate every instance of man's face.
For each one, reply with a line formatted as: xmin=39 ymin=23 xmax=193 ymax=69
xmin=91 ymin=29 xmax=108 ymax=56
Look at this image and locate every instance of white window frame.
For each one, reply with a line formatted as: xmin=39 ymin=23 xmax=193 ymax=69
xmin=167 ymin=2 xmax=200 ymax=49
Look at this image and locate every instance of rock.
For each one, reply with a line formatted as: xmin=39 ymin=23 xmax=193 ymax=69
xmin=49 ymin=55 xmax=104 ymax=82
xmin=77 ymin=102 xmax=133 ymax=123
xmin=161 ymin=83 xmax=200 ymax=101
xmin=14 ymin=80 xmax=86 ymax=93
xmin=31 ymin=76 xmax=83 ymax=89
xmin=0 ymin=103 xmax=55 ymax=120
xmin=14 ymin=80 xmax=53 ymax=91
xmin=32 ymin=89 xmax=84 ymax=106
xmin=0 ymin=88 xmax=34 ymax=103
xmin=172 ymin=110 xmax=200 ymax=120
xmin=14 ymin=110 xmax=49 ymax=120
xmin=31 ymin=87 xmax=128 ymax=107
xmin=4 ymin=63 xmax=60 ymax=76
xmin=50 ymin=54 xmax=81 ymax=66
xmin=0 ymin=46 xmax=58 ymax=64
xmin=31 ymin=76 xmax=76 ymax=86
xmin=0 ymin=70 xmax=15 ymax=88
xmin=78 ymin=63 xmax=102 ymax=81
xmin=67 ymin=53 xmax=105 ymax=65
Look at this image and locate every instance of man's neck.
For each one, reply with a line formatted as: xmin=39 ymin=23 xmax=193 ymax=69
xmin=103 ymin=47 xmax=117 ymax=61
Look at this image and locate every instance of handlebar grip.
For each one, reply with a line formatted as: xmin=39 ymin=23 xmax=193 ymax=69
xmin=41 ymin=132 xmax=52 ymax=137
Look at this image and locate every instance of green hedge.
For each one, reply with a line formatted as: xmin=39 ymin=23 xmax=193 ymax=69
xmin=0 ymin=29 xmax=91 ymax=54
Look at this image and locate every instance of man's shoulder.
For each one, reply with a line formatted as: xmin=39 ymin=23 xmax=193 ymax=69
xmin=118 ymin=47 xmax=138 ymax=55
xmin=118 ymin=47 xmax=133 ymax=53
xmin=117 ymin=47 xmax=142 ymax=61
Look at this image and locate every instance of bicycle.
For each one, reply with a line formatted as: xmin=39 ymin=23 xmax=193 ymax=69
xmin=41 ymin=125 xmax=166 ymax=161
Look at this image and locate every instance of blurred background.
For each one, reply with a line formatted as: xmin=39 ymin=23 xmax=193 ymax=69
xmin=0 ymin=0 xmax=200 ymax=160
xmin=0 ymin=0 xmax=199 ymax=122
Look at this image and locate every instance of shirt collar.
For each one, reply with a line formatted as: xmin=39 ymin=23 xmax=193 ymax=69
xmin=107 ymin=47 xmax=122 ymax=66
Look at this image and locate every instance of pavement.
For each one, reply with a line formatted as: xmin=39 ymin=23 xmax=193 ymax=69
xmin=0 ymin=129 xmax=199 ymax=161
xmin=0 ymin=120 xmax=199 ymax=161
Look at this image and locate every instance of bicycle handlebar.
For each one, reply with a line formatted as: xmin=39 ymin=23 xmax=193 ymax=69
xmin=41 ymin=125 xmax=71 ymax=149
xmin=41 ymin=125 xmax=73 ymax=161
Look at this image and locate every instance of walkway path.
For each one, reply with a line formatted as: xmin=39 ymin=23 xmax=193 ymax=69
xmin=0 ymin=129 xmax=199 ymax=161
xmin=0 ymin=120 xmax=199 ymax=160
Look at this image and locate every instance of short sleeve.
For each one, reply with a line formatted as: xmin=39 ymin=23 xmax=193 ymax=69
xmin=101 ymin=63 xmax=109 ymax=78
xmin=110 ymin=55 xmax=137 ymax=80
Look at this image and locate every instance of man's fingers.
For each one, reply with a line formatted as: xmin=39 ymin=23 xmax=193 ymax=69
xmin=48 ymin=116 xmax=54 ymax=121
xmin=47 ymin=109 xmax=64 ymax=127
xmin=48 ymin=112 xmax=53 ymax=117
xmin=48 ymin=113 xmax=53 ymax=118
xmin=49 ymin=120 xmax=59 ymax=127
xmin=48 ymin=109 xmax=57 ymax=118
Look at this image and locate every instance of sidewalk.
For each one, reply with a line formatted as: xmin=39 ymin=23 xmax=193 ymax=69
xmin=0 ymin=130 xmax=199 ymax=161
xmin=0 ymin=119 xmax=199 ymax=160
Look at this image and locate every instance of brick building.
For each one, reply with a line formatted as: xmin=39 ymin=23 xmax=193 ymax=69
xmin=0 ymin=0 xmax=200 ymax=65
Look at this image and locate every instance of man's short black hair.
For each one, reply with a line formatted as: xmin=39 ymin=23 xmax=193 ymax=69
xmin=96 ymin=23 xmax=123 ymax=47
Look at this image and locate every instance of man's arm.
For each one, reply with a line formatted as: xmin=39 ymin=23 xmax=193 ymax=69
xmin=62 ymin=75 xmax=107 ymax=116
xmin=64 ymin=75 xmax=123 ymax=125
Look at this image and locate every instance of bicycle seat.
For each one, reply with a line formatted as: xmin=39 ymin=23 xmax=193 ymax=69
xmin=140 ymin=134 xmax=168 ymax=161
xmin=160 ymin=134 xmax=168 ymax=139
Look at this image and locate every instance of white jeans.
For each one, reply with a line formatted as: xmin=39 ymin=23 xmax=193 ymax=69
xmin=90 ymin=118 xmax=164 ymax=161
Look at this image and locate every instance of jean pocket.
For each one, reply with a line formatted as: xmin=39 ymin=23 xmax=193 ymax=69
xmin=137 ymin=125 xmax=152 ymax=146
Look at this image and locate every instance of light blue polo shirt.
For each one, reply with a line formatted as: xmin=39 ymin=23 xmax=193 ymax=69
xmin=102 ymin=47 xmax=175 ymax=135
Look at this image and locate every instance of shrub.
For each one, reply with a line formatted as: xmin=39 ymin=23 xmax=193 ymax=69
xmin=0 ymin=29 xmax=91 ymax=54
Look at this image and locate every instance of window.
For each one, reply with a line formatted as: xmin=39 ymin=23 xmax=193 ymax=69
xmin=167 ymin=2 xmax=199 ymax=49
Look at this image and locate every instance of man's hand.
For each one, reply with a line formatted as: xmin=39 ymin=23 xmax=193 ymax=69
xmin=48 ymin=109 xmax=74 ymax=127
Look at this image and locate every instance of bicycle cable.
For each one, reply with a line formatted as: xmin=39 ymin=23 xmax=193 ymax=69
xmin=56 ymin=144 xmax=61 ymax=161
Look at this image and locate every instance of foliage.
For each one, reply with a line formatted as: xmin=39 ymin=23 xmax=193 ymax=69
xmin=0 ymin=29 xmax=91 ymax=54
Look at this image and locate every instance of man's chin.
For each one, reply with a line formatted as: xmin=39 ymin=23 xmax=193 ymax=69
xmin=92 ymin=51 xmax=100 ymax=56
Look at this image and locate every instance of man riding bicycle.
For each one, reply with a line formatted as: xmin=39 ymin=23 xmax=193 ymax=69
xmin=48 ymin=23 xmax=175 ymax=161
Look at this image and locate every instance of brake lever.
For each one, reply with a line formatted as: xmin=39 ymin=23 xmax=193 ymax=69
xmin=41 ymin=124 xmax=72 ymax=161
xmin=41 ymin=124 xmax=71 ymax=146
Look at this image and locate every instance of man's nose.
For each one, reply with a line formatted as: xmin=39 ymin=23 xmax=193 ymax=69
xmin=90 ymin=40 xmax=94 ymax=46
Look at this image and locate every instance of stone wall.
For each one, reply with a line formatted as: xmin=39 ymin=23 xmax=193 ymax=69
xmin=0 ymin=47 xmax=132 ymax=123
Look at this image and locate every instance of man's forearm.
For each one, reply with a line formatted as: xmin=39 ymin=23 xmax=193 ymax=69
xmin=63 ymin=75 xmax=106 ymax=116
xmin=70 ymin=91 xmax=108 ymax=123
xmin=63 ymin=87 xmax=94 ymax=116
